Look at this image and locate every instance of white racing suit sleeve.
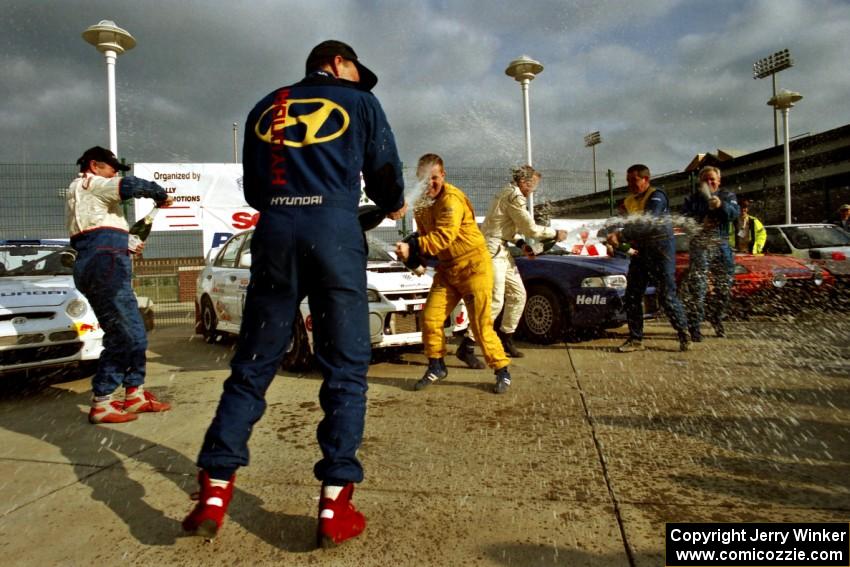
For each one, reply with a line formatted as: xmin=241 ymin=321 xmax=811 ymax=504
xmin=66 ymin=173 xmax=129 ymax=237
xmin=503 ymin=188 xmax=556 ymax=241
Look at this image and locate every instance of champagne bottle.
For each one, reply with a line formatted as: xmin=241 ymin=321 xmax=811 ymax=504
xmin=358 ymin=204 xmax=386 ymax=232
xmin=128 ymin=206 xmax=160 ymax=252
xmin=517 ymin=236 xmax=558 ymax=257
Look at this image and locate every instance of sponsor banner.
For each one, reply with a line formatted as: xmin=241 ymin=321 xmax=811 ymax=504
xmin=134 ymin=164 xmax=399 ymax=254
xmin=133 ymin=163 xmax=249 ymax=254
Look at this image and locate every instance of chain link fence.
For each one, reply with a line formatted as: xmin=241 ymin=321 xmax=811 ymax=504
xmin=1 ymin=163 xmax=602 ymax=328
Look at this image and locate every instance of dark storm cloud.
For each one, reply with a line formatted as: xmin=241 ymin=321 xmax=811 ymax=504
xmin=1 ymin=0 xmax=848 ymax=177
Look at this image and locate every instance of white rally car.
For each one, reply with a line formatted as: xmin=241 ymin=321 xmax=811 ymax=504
xmin=195 ymin=230 xmax=468 ymax=370
xmin=0 ymin=239 xmax=105 ymax=375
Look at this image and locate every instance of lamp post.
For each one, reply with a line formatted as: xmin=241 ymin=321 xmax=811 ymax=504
xmin=753 ymin=48 xmax=793 ymax=147
xmin=505 ymin=55 xmax=543 ymax=215
xmin=232 ymin=122 xmax=239 ymax=162
xmin=767 ymin=89 xmax=803 ymax=224
xmin=82 ymin=20 xmax=136 ymax=156
xmin=584 ymin=131 xmax=602 ymax=193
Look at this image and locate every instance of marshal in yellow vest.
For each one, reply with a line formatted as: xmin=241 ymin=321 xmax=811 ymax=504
xmin=623 ymin=187 xmax=657 ymax=214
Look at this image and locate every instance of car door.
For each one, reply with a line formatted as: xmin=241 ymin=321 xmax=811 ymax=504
xmin=231 ymin=231 xmax=253 ymax=330
xmin=763 ymin=227 xmax=791 ymax=254
xmin=209 ymin=232 xmax=248 ymax=333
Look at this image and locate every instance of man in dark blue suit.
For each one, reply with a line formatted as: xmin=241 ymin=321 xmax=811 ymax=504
xmin=607 ymin=164 xmax=690 ymax=353
xmin=183 ymin=40 xmax=407 ymax=548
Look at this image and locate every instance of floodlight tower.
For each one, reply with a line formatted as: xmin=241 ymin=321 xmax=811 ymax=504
xmin=584 ymin=131 xmax=602 ymax=193
xmin=753 ymin=48 xmax=794 ymax=147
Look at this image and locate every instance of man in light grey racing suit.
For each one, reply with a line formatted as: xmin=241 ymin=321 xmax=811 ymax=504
xmin=457 ymin=165 xmax=567 ymax=366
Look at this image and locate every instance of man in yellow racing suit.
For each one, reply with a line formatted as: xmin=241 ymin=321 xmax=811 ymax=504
xmin=395 ymin=154 xmax=511 ymax=394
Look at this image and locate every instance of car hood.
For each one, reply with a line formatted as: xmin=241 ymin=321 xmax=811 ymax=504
xmin=0 ymin=275 xmax=76 ymax=309
xmin=523 ymin=254 xmax=630 ymax=276
xmin=736 ymin=254 xmax=812 ymax=274
xmin=366 ymin=261 xmax=432 ymax=292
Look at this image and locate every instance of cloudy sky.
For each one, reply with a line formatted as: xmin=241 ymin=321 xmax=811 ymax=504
xmin=3 ymin=0 xmax=849 ymax=178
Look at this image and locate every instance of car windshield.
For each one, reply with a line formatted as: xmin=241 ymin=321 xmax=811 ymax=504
xmin=782 ymin=226 xmax=850 ymax=249
xmin=366 ymin=236 xmax=396 ymax=262
xmin=0 ymin=245 xmax=76 ymax=277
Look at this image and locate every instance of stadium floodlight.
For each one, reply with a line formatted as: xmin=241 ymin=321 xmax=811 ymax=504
xmin=584 ymin=132 xmax=602 ymax=193
xmin=83 ymin=20 xmax=136 ymax=156
xmin=753 ymin=49 xmax=794 ymax=146
xmin=506 ymin=55 xmax=543 ymax=216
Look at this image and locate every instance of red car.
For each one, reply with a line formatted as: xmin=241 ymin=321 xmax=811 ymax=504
xmin=673 ymin=233 xmax=834 ymax=315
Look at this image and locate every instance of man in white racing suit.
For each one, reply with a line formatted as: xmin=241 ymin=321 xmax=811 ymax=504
xmin=458 ymin=165 xmax=566 ymax=364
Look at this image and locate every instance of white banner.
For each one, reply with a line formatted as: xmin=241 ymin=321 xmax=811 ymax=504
xmin=133 ymin=163 xmax=254 ymax=254
xmin=133 ymin=164 xmax=405 ymax=256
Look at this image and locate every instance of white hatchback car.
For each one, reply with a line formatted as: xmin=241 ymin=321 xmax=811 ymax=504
xmin=0 ymin=239 xmax=104 ymax=375
xmin=195 ymin=230 xmax=467 ymax=370
xmin=763 ymin=223 xmax=850 ymax=261
xmin=763 ymin=223 xmax=850 ymax=284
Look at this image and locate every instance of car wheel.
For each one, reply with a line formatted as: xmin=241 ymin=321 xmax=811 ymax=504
xmin=201 ymin=296 xmax=219 ymax=343
xmin=140 ymin=306 xmax=155 ymax=332
xmin=518 ymin=284 xmax=567 ymax=344
xmin=281 ymin=313 xmax=313 ymax=372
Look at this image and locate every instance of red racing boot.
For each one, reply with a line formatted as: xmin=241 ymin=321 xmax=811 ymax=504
xmin=182 ymin=470 xmax=235 ymax=539
xmin=89 ymin=393 xmax=138 ymax=424
xmin=317 ymin=483 xmax=366 ymax=549
xmin=123 ymin=386 xmax=172 ymax=414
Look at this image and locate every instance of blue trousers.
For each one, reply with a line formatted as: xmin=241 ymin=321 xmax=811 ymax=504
xmin=684 ymin=241 xmax=734 ymax=331
xmin=624 ymin=241 xmax=688 ymax=340
xmin=197 ymin=207 xmax=371 ymax=485
xmin=73 ymin=242 xmax=147 ymax=397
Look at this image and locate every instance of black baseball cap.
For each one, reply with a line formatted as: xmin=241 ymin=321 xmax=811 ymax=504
xmin=305 ymin=40 xmax=378 ymax=91
xmin=76 ymin=146 xmax=130 ymax=172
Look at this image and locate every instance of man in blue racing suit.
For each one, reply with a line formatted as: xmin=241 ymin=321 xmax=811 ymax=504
xmin=682 ymin=165 xmax=740 ymax=340
xmin=606 ymin=164 xmax=690 ymax=352
xmin=183 ymin=40 xmax=407 ymax=548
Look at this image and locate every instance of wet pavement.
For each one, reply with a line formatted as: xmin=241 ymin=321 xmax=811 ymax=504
xmin=0 ymin=310 xmax=848 ymax=566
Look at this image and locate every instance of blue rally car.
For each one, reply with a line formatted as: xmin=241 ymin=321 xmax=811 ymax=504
xmin=510 ymin=243 xmax=658 ymax=343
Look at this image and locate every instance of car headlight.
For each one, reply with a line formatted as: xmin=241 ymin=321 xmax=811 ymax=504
xmin=581 ymin=275 xmax=627 ymax=289
xmin=813 ymin=269 xmax=824 ymax=286
xmin=66 ymin=298 xmax=88 ymax=318
xmin=772 ymin=272 xmax=787 ymax=288
xmin=366 ymin=289 xmax=381 ymax=303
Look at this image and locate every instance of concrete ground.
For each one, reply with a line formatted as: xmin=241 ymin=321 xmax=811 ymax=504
xmin=0 ymin=310 xmax=848 ymax=566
